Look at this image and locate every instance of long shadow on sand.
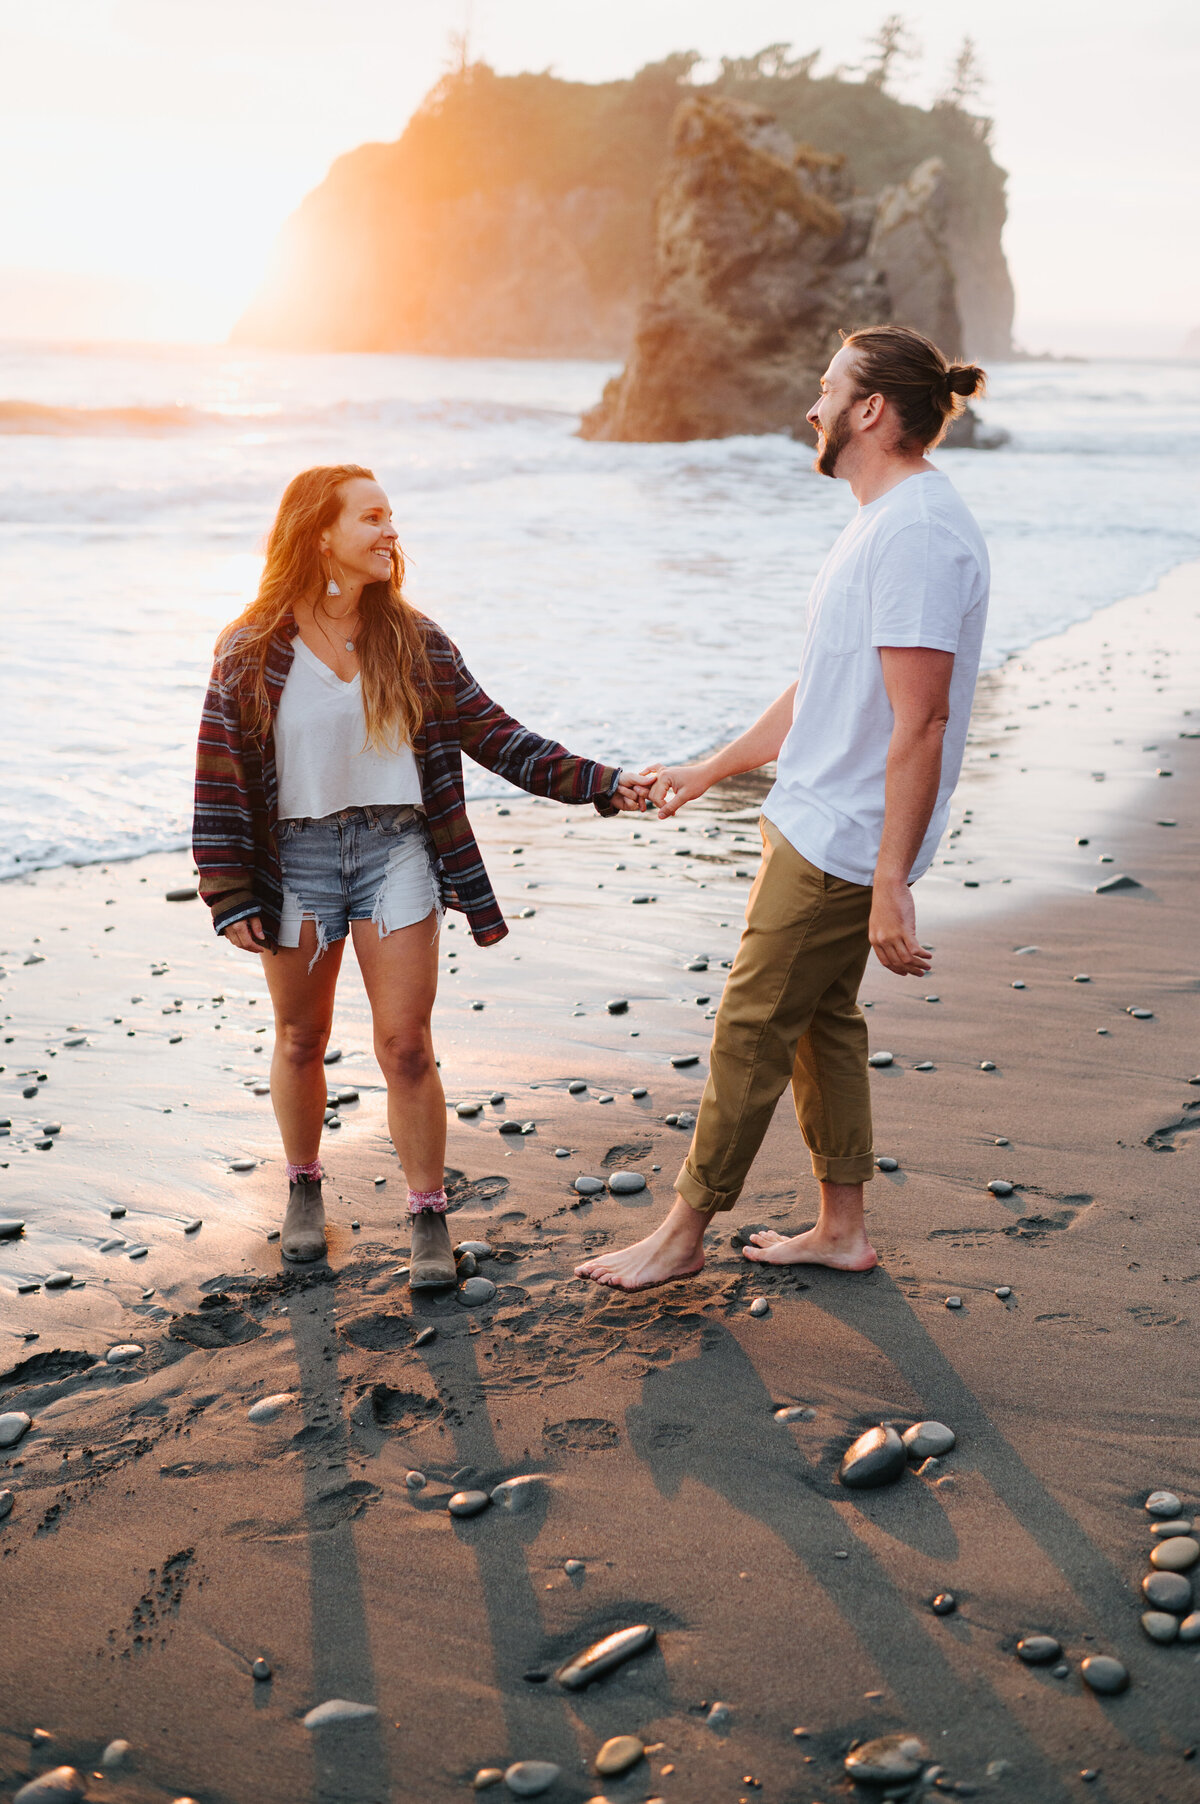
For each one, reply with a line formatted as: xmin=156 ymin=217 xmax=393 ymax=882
xmin=621 ymin=1265 xmax=1178 ymax=1793
xmin=290 ymin=1277 xmax=392 ymax=1804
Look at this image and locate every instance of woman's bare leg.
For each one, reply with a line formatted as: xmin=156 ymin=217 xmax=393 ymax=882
xmin=260 ymin=924 xmax=345 ymax=1164
xmin=350 ymin=911 xmax=444 ymax=1191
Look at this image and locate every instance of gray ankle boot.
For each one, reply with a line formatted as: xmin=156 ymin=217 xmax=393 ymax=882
xmin=409 ymin=1211 xmax=456 ymax=1288
xmin=281 ymin=1178 xmax=327 ymax=1263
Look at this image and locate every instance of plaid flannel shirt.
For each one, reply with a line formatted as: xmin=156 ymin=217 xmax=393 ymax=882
xmin=193 ymin=613 xmax=621 ymax=947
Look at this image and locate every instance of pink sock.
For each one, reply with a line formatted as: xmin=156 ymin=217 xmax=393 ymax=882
xmin=286 ymin=1157 xmax=323 ymax=1183
xmin=407 ymin=1186 xmax=447 ymax=1215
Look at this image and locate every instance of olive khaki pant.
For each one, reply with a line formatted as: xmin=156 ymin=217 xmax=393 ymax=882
xmin=675 ymin=818 xmax=876 ymax=1214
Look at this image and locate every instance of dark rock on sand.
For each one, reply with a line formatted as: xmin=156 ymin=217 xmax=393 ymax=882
xmin=448 ymin=1489 xmax=491 ymax=1517
xmin=1150 ymin=1536 xmax=1199 ymax=1572
xmin=1080 ymin=1655 xmax=1129 ymax=1694
xmin=503 ymin=1763 xmax=560 ymax=1798
xmin=1016 ymin=1634 xmax=1062 ymax=1665
xmin=844 ymin=1733 xmax=927 ymax=1784
xmin=1141 ymin=1610 xmax=1179 ymax=1643
xmin=839 ymin=1424 xmax=906 ymax=1489
xmin=606 ymin=999 xmax=629 ymax=1014
xmin=1146 ymin=1490 xmax=1183 ymax=1517
xmin=14 ymin=1770 xmax=88 ymax=1803
xmin=1178 ymin=1611 xmax=1200 ymax=1642
xmin=0 ymin=1490 xmax=13 ymax=1520
xmin=458 ymin=1277 xmax=497 ymax=1306
xmin=903 ymin=1421 xmax=956 ymax=1459
xmin=1095 ymin=873 xmax=1142 ymax=893
xmin=252 ymin=1656 xmax=273 ymax=1679
xmin=1151 ymin=1518 xmax=1193 ymax=1538
xmin=868 ymin=1051 xmax=894 ymax=1067
xmin=875 ymin=1156 xmax=899 ymax=1172
xmin=0 ymin=1411 xmax=33 ymax=1448
xmin=0 ymin=1219 xmax=25 ymax=1239
xmin=931 ymin=1592 xmax=956 ymax=1614
xmin=44 ymin=1271 xmax=73 ymax=1288
xmin=671 ymin=1053 xmax=699 ymax=1069
xmin=1142 ymin=1570 xmax=1192 ymax=1613
xmin=608 ymin=1171 xmax=646 ymax=1195
xmin=558 ymin=1622 xmax=656 ymax=1689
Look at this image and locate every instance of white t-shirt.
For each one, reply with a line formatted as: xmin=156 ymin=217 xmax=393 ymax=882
xmin=275 ymin=637 xmax=423 ymax=820
xmin=763 ymin=469 xmax=989 ymax=886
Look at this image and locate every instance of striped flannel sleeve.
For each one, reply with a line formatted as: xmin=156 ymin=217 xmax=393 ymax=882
xmin=450 ymin=643 xmax=621 ymax=812
xmin=192 ymin=657 xmax=260 ymax=934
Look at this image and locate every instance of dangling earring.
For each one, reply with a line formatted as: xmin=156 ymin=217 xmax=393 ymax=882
xmin=324 ymin=558 xmax=341 ymax=599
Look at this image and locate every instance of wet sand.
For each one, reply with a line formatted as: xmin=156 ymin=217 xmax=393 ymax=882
xmin=2 ymin=564 xmax=1200 ymax=1803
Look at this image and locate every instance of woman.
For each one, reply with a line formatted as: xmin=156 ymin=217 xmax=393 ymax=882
xmin=194 ymin=463 xmax=641 ymax=1279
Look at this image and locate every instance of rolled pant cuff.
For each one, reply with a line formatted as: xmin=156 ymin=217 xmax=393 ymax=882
xmin=810 ymin=1151 xmax=875 ymax=1184
xmin=675 ymin=1161 xmax=737 ymax=1215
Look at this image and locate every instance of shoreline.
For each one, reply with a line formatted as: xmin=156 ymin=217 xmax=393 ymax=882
xmin=2 ymin=565 xmax=1200 ymax=1800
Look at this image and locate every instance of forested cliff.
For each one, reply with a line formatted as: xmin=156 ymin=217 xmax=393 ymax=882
xmin=233 ymin=47 xmax=1014 ymax=363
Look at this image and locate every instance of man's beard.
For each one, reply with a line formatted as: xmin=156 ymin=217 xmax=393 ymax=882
xmin=813 ymin=401 xmax=854 ymax=477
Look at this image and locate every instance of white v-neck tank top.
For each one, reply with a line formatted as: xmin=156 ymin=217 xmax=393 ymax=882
xmin=275 ymin=637 xmax=422 ymax=820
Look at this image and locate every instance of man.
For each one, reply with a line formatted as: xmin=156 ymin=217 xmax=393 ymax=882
xmin=577 ymin=324 xmax=990 ymax=1292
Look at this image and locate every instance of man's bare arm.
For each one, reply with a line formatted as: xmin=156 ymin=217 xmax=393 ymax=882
xmin=870 ymin=646 xmax=954 ymax=977
xmin=643 ymin=683 xmax=797 ymax=818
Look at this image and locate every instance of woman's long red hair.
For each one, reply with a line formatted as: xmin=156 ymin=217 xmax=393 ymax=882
xmin=221 ymin=463 xmax=434 ymax=748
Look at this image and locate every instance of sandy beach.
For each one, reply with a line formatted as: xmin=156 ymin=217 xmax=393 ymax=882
xmin=3 ymin=564 xmax=1200 ymax=1804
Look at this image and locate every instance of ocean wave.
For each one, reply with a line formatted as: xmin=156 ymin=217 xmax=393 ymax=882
xmin=0 ymin=399 xmax=208 ymax=435
xmin=0 ymin=393 xmax=569 ymax=439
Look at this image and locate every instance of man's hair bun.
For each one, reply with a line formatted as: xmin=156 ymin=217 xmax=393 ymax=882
xmin=945 ymin=363 xmax=986 ymax=400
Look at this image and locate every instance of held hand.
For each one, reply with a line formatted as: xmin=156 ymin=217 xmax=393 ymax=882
xmin=647 ymin=761 xmax=715 ymax=820
xmin=223 ymin=916 xmax=267 ymax=954
xmin=612 ymin=770 xmax=652 ymax=813
xmin=869 ymin=879 xmax=931 ymax=978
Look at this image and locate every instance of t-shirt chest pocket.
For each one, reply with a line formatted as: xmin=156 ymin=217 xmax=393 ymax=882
xmin=810 ymin=577 xmax=869 ymax=657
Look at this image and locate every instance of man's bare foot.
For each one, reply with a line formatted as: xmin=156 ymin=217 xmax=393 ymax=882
xmin=743 ymin=1226 xmax=877 ymax=1272
xmin=575 ymin=1199 xmax=708 ymax=1292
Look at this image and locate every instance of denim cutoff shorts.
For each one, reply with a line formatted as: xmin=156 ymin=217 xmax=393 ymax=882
xmin=276 ymin=805 xmax=442 ymax=968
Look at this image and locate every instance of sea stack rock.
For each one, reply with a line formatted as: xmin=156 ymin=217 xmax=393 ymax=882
xmin=581 ymin=95 xmax=888 ymax=442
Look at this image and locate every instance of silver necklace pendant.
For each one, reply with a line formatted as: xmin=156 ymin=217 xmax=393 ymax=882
xmin=345 ymin=639 xmax=355 ymax=652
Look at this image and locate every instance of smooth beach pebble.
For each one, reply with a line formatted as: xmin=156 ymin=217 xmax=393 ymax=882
xmin=456 ymin=1251 xmax=478 ymax=1277
xmin=458 ymin=1240 xmax=492 ymax=1257
xmin=595 ymin=1736 xmax=644 ymax=1778
xmin=914 ymin=1060 xmax=935 ymax=1070
xmin=1150 ymin=1537 xmax=1199 ymax=1572
xmin=230 ymin=1158 xmax=256 ymax=1172
xmin=503 ymin=1763 xmax=560 ymax=1798
xmin=945 ymin=1295 xmax=963 ymax=1309
xmin=0 ymin=1411 xmax=33 ymax=1449
xmin=1016 ymin=1635 xmax=1062 ymax=1664
xmin=988 ymin=1180 xmax=1014 ymax=1196
xmin=1080 ymin=1656 xmax=1129 ymax=1695
xmin=473 ymin=1772 xmax=503 ymax=1791
xmin=1073 ymin=974 xmax=1091 ymax=983
xmin=100 ymin=1740 xmax=130 ymax=1769
xmin=931 ymin=1592 xmax=956 ymax=1614
xmin=456 ymin=1101 xmax=482 ymax=1117
xmin=557 ymin=1623 xmax=655 ymax=1690
xmin=1146 ymin=1490 xmax=1183 ymax=1517
xmin=979 ymin=1060 xmax=996 ymax=1071
xmin=574 ymin=1176 xmax=604 ymax=1196
xmin=606 ymin=998 xmax=629 ymax=1014
xmin=303 ymin=1699 xmax=378 ymax=1730
xmin=995 ymin=1286 xmax=1013 ymax=1299
xmin=564 ymin=1559 xmax=584 ymax=1575
xmin=44 ymin=1271 xmax=73 ymax=1289
xmin=106 ymin=1344 xmax=144 ymax=1365
xmin=839 ymin=1424 xmax=906 ymax=1490
xmin=492 ymin=1476 xmax=543 ymax=1512
xmin=1178 ymin=1612 xmax=1200 ymax=1642
xmin=608 ymin=1171 xmax=646 ymax=1195
xmin=1129 ymin=1008 xmax=1154 ymax=1020
xmin=844 ymin=1735 xmax=927 ymax=1786
xmin=13 ymin=1769 xmax=88 ymax=1803
xmin=459 ymin=1277 xmax=497 ymax=1306
xmin=670 ymin=1053 xmax=699 ymax=1069
xmin=183 ymin=1218 xmax=202 ymax=1233
xmin=497 ymin=1119 xmax=522 ymax=1134
xmin=1141 ymin=1611 xmax=1179 ymax=1643
xmin=0 ymin=1490 xmax=13 ymax=1520
xmin=631 ymin=1086 xmax=648 ymax=1098
xmin=252 ymin=1656 xmax=272 ymax=1680
xmin=1142 ymin=1571 xmax=1192 ymax=1613
xmin=903 ymin=1421 xmax=956 ymax=1459
xmin=405 ymin=1471 xmax=426 ymax=1490
xmin=875 ymin=1156 xmax=899 ymax=1172
xmin=0 ymin=1219 xmax=25 ymax=1239
xmin=247 ymin=1394 xmax=294 ymax=1425
xmin=774 ymin=1406 xmax=812 ymax=1423
xmin=568 ymin=1081 xmax=588 ymax=1095
xmin=1151 ymin=1518 xmax=1193 ymax=1538
xmin=448 ymin=1490 xmax=491 ymax=1517
xmin=554 ymin=1147 xmax=569 ymax=1157
xmin=414 ymin=1327 xmax=436 ymax=1348
xmin=1012 ymin=980 xmax=1026 ymax=989
xmin=867 ymin=1051 xmax=894 ymax=1067
xmin=748 ymin=1297 xmax=769 ymax=1317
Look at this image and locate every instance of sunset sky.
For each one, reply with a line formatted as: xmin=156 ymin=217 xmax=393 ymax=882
xmin=1 ymin=0 xmax=1195 ymax=355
